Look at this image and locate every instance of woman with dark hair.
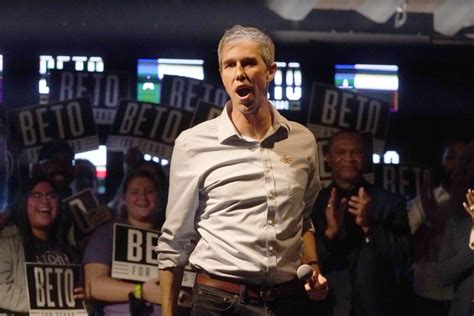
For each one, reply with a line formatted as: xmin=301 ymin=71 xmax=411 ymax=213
xmin=84 ymin=169 xmax=162 ymax=315
xmin=0 ymin=176 xmax=84 ymax=313
xmin=439 ymin=141 xmax=474 ymax=315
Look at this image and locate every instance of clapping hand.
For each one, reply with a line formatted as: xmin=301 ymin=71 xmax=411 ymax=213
xmin=462 ymin=188 xmax=474 ymax=218
xmin=324 ymin=188 xmax=346 ymax=239
xmin=348 ymin=187 xmax=372 ymax=233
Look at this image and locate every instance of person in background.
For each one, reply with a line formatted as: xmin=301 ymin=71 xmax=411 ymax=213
xmin=107 ymin=147 xmax=145 ymax=216
xmin=439 ymin=140 xmax=474 ymax=316
xmin=72 ymin=158 xmax=98 ymax=195
xmin=157 ymin=25 xmax=327 ymax=316
xmin=84 ymin=170 xmax=162 ymax=316
xmin=133 ymin=160 xmax=168 ymax=227
xmin=34 ymin=141 xmax=111 ymax=255
xmin=408 ymin=141 xmax=466 ymax=315
xmin=311 ymin=130 xmax=411 ymax=315
xmin=33 ymin=141 xmax=76 ymax=199
xmin=0 ymin=176 xmax=84 ymax=313
xmin=108 ymin=157 xmax=168 ymax=227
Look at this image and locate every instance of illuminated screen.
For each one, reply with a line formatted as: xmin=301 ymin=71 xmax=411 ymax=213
xmin=137 ymin=58 xmax=204 ymax=103
xmin=38 ymin=55 xmax=104 ymax=104
xmin=268 ymin=62 xmax=302 ymax=111
xmin=334 ymin=64 xmax=399 ymax=112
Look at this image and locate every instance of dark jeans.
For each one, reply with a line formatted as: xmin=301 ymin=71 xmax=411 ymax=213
xmin=191 ymin=283 xmax=314 ymax=316
xmin=410 ymin=295 xmax=450 ymax=316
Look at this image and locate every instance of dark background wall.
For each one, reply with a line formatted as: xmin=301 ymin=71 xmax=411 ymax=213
xmin=1 ymin=1 xmax=473 ymax=187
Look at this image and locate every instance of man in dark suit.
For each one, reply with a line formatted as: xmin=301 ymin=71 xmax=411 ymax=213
xmin=312 ymin=130 xmax=411 ymax=315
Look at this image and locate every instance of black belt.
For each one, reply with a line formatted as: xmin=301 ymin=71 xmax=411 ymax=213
xmin=195 ymin=273 xmax=306 ymax=301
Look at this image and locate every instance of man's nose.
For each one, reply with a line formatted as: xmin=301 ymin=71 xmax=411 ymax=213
xmin=343 ymin=152 xmax=355 ymax=160
xmin=234 ymin=64 xmax=245 ymax=80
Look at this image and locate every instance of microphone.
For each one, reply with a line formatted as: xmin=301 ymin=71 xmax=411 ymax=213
xmin=296 ymin=264 xmax=314 ymax=283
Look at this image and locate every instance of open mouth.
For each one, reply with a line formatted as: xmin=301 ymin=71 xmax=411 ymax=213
xmin=236 ymin=86 xmax=252 ymax=98
xmin=135 ymin=202 xmax=151 ymax=208
xmin=38 ymin=207 xmax=52 ymax=214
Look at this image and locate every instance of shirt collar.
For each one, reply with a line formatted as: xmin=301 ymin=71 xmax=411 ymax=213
xmin=217 ymin=101 xmax=290 ymax=144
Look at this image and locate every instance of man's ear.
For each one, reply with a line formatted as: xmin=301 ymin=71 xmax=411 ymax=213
xmin=267 ymin=62 xmax=277 ymax=83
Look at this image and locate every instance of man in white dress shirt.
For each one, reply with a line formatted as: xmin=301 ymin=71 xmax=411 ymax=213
xmin=156 ymin=25 xmax=328 ymax=316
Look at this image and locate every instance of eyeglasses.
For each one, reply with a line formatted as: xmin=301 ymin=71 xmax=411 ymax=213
xmin=28 ymin=191 xmax=59 ymax=201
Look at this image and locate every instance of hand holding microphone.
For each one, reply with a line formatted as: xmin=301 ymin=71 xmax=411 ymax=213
xmin=297 ymin=263 xmax=328 ymax=301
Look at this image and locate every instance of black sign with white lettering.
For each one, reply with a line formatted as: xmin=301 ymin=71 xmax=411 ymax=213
xmin=374 ymin=164 xmax=430 ymax=200
xmin=49 ymin=70 xmax=131 ymax=125
xmin=7 ymin=97 xmax=99 ymax=162
xmin=62 ymin=189 xmax=100 ymax=234
xmin=107 ymin=100 xmax=193 ymax=160
xmin=191 ymin=100 xmax=223 ymax=126
xmin=307 ymin=83 xmax=390 ymax=155
xmin=25 ymin=263 xmax=87 ymax=316
xmin=111 ymin=223 xmax=160 ymax=282
xmin=160 ymin=75 xmax=228 ymax=112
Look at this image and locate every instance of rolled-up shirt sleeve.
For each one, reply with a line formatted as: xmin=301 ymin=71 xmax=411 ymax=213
xmin=156 ymin=136 xmax=201 ymax=269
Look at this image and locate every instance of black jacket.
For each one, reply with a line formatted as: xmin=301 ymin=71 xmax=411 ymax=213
xmin=312 ymin=182 xmax=411 ymax=316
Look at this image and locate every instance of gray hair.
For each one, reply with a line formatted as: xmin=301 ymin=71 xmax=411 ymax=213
xmin=217 ymin=25 xmax=275 ymax=69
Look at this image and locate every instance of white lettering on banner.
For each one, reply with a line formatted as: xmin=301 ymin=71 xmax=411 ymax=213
xmin=66 ymin=101 xmax=85 ymax=136
xmin=168 ymin=77 xmax=227 ymax=110
xmin=19 ymin=111 xmax=38 ymax=146
xmin=321 ymin=89 xmax=338 ymax=124
xmin=50 ymin=105 xmax=66 ymax=139
xmin=202 ymin=82 xmax=225 ymax=105
xmin=162 ymin=110 xmax=182 ymax=143
xmin=317 ymin=140 xmax=332 ymax=180
xmin=17 ymin=102 xmax=85 ymax=147
xmin=383 ymin=166 xmax=397 ymax=193
xmin=320 ymin=89 xmax=382 ymax=135
xmin=76 ymin=73 xmax=88 ymax=98
xmin=59 ymin=72 xmax=120 ymax=107
xmin=148 ymin=107 xmax=171 ymax=139
xmin=185 ymin=80 xmax=199 ymax=111
xmin=36 ymin=108 xmax=51 ymax=143
xmin=33 ymin=267 xmax=75 ymax=308
xmin=105 ymin=75 xmax=119 ymax=107
xmin=126 ymin=228 xmax=159 ymax=265
xmin=35 ymin=267 xmax=46 ymax=307
xmin=132 ymin=265 xmax=152 ymax=278
xmin=382 ymin=166 xmax=429 ymax=198
xmin=119 ymin=102 xmax=183 ymax=143
xmin=169 ymin=78 xmax=184 ymax=109
xmin=132 ymin=104 xmax=151 ymax=136
xmin=59 ymin=73 xmax=74 ymax=101
xmin=119 ymin=103 xmax=138 ymax=134
xmin=33 ymin=311 xmax=77 ymax=316
xmin=127 ymin=230 xmax=142 ymax=262
xmin=146 ymin=232 xmax=157 ymax=263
